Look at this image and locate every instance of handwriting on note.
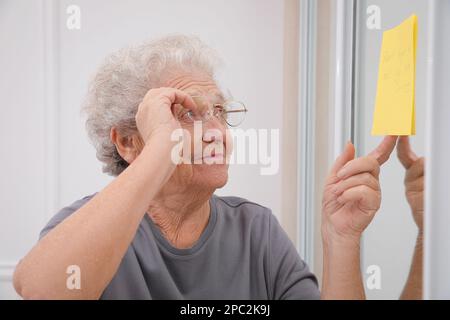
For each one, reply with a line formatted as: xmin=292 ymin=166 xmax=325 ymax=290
xmin=371 ymin=14 xmax=417 ymax=136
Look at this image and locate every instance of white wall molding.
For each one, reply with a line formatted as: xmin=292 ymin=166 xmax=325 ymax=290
xmin=0 ymin=262 xmax=21 ymax=299
xmin=0 ymin=262 xmax=17 ymax=282
xmin=298 ymin=0 xmax=317 ymax=269
xmin=332 ymin=0 xmax=356 ymax=158
xmin=424 ymin=0 xmax=450 ymax=300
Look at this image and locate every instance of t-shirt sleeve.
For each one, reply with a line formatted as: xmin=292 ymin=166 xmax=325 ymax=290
xmin=268 ymin=212 xmax=320 ymax=300
xmin=39 ymin=194 xmax=95 ymax=240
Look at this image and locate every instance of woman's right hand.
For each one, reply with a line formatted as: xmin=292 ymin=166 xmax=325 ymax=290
xmin=135 ymin=87 xmax=196 ymax=146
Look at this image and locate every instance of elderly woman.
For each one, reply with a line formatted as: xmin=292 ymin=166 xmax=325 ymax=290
xmin=14 ymin=35 xmax=400 ymax=300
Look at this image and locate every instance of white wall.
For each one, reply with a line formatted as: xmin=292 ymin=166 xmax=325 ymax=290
xmin=0 ymin=0 xmax=48 ymax=299
xmin=0 ymin=0 xmax=289 ymax=299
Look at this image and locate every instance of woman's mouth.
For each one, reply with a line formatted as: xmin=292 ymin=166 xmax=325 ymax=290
xmin=202 ymin=152 xmax=224 ymax=162
xmin=192 ymin=150 xmax=225 ymax=163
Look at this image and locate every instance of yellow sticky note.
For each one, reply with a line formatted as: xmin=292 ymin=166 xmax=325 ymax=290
xmin=371 ymin=14 xmax=417 ymax=136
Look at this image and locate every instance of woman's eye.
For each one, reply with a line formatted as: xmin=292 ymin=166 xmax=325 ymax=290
xmin=214 ymin=105 xmax=224 ymax=115
xmin=179 ymin=111 xmax=193 ymax=122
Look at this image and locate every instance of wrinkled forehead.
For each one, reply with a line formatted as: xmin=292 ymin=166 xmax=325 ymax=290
xmin=164 ymin=73 xmax=226 ymax=102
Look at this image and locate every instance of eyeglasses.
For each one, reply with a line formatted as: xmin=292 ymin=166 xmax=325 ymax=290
xmin=177 ymin=95 xmax=248 ymax=127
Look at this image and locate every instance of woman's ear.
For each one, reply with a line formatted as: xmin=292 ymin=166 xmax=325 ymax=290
xmin=110 ymin=127 xmax=143 ymax=164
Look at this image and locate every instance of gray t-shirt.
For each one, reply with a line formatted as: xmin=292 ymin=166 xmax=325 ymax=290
xmin=39 ymin=194 xmax=320 ymax=300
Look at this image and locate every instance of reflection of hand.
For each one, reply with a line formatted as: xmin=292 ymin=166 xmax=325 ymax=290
xmin=397 ymin=137 xmax=424 ymax=300
xmin=322 ymin=136 xmax=398 ymax=245
xmin=397 ymin=137 xmax=424 ymax=232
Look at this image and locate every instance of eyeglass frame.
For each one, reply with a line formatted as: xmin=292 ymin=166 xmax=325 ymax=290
xmin=177 ymin=95 xmax=248 ymax=127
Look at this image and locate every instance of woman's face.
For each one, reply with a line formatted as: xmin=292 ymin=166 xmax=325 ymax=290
xmin=158 ymin=71 xmax=231 ymax=191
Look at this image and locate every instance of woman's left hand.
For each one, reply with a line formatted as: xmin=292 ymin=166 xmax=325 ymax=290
xmin=322 ymin=136 xmax=398 ymax=246
xmin=397 ymin=136 xmax=424 ymax=232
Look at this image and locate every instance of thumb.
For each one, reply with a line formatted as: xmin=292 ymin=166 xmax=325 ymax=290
xmin=329 ymin=141 xmax=356 ymax=177
xmin=397 ymin=136 xmax=418 ymax=169
xmin=368 ymin=136 xmax=398 ymax=165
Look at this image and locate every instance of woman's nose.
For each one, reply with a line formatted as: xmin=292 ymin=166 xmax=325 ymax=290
xmin=202 ymin=119 xmax=225 ymax=143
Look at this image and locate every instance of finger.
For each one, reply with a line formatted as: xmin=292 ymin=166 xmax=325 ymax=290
xmin=368 ymin=136 xmax=398 ymax=165
xmin=397 ymin=136 xmax=419 ymax=169
xmin=329 ymin=142 xmax=356 ymax=176
xmin=162 ymin=88 xmax=197 ymax=111
xmin=333 ymin=172 xmax=379 ymax=196
xmin=337 ymin=185 xmax=380 ymax=212
xmin=405 ymin=157 xmax=425 ymax=183
xmin=337 ymin=156 xmax=380 ymax=180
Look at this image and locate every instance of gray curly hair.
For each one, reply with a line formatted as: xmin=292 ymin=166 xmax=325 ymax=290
xmin=82 ymin=34 xmax=223 ymax=176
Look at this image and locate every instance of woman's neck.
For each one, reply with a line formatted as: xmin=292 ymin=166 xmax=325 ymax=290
xmin=147 ymin=189 xmax=212 ymax=249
